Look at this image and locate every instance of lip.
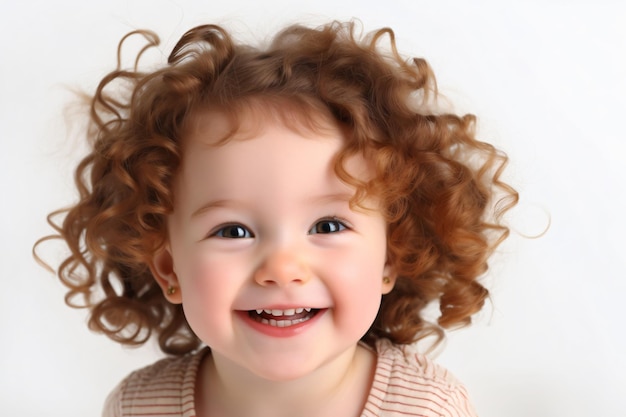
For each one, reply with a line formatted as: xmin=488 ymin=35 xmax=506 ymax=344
xmin=236 ymin=308 xmax=327 ymax=338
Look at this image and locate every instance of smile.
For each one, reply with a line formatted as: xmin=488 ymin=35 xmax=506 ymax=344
xmin=248 ymin=308 xmax=320 ymax=328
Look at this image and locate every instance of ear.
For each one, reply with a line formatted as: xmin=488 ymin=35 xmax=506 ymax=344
xmin=381 ymin=263 xmax=397 ymax=295
xmin=149 ymin=245 xmax=183 ymax=304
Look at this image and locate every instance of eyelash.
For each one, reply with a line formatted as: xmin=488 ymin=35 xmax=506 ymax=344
xmin=209 ymin=217 xmax=350 ymax=239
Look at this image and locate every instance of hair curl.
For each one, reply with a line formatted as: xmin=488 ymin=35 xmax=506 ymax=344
xmin=35 ymin=21 xmax=518 ymax=355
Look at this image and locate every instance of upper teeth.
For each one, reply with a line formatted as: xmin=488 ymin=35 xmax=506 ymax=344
xmin=255 ymin=308 xmax=311 ymax=316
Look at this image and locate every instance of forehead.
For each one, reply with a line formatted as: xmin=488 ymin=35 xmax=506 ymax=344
xmin=174 ymin=111 xmax=357 ymax=217
xmin=172 ymin=101 xmax=380 ymax=216
xmin=179 ymin=107 xmax=375 ymax=184
xmin=180 ymin=107 xmax=347 ymax=181
xmin=174 ymin=106 xmax=376 ymax=208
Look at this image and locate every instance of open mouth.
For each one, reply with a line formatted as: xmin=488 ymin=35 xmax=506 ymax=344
xmin=247 ymin=308 xmax=321 ymax=328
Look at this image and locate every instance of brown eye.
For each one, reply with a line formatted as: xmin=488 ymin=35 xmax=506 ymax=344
xmin=213 ymin=225 xmax=253 ymax=239
xmin=309 ymin=219 xmax=347 ymax=234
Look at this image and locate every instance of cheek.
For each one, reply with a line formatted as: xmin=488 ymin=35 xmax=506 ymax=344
xmin=324 ymin=244 xmax=387 ymax=324
xmin=182 ymin=256 xmax=222 ymax=291
xmin=333 ymin=277 xmax=383 ymax=341
xmin=177 ymin=248 xmax=241 ymax=289
xmin=177 ymin=254 xmax=241 ymax=317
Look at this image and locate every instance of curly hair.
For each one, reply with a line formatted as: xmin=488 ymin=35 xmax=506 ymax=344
xmin=35 ymin=20 xmax=517 ymax=355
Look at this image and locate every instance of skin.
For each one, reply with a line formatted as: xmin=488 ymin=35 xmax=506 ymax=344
xmin=151 ymin=107 xmax=396 ymax=417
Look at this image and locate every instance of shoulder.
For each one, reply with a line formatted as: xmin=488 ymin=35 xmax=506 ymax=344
xmin=102 ymin=348 xmax=207 ymax=417
xmin=363 ymin=339 xmax=478 ymax=417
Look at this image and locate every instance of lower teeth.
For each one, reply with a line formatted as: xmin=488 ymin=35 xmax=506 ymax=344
xmin=262 ymin=317 xmax=309 ymax=327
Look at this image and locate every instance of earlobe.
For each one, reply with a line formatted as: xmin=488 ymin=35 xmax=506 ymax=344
xmin=381 ymin=264 xmax=397 ymax=295
xmin=150 ymin=246 xmax=183 ymax=304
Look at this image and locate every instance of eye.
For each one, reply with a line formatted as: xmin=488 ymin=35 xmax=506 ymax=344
xmin=309 ymin=218 xmax=348 ymax=235
xmin=212 ymin=224 xmax=254 ymax=239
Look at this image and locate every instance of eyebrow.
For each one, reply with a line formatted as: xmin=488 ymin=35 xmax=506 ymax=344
xmin=190 ymin=193 xmax=355 ymax=219
xmin=306 ymin=192 xmax=354 ymax=205
xmin=191 ymin=199 xmax=241 ymax=219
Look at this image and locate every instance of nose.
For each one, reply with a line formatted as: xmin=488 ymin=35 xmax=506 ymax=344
xmin=253 ymin=250 xmax=311 ymax=287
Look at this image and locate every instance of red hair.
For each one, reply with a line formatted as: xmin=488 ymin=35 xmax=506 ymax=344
xmin=35 ymin=21 xmax=517 ymax=354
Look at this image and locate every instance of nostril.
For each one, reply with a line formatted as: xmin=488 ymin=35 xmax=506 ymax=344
xmin=256 ymin=275 xmax=307 ymax=286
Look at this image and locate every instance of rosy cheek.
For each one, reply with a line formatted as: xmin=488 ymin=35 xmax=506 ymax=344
xmin=189 ymin=259 xmax=220 ymax=292
xmin=185 ymin=254 xmax=245 ymax=299
xmin=178 ymin=253 xmax=215 ymax=291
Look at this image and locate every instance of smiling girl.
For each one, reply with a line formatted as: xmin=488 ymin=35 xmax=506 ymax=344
xmin=37 ymin=20 xmax=517 ymax=417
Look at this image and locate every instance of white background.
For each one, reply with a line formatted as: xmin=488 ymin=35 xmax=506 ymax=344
xmin=1 ymin=1 xmax=625 ymax=416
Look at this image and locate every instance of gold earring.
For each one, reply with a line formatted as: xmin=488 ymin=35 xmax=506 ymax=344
xmin=383 ymin=276 xmax=391 ymax=284
xmin=167 ymin=286 xmax=176 ymax=295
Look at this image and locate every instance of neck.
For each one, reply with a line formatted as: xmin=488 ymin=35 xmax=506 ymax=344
xmin=196 ymin=344 xmax=375 ymax=417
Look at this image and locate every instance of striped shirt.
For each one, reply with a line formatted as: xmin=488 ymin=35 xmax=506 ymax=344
xmin=103 ymin=339 xmax=477 ymax=417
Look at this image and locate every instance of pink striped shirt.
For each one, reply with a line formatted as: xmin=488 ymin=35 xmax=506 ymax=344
xmin=103 ymin=339 xmax=477 ymax=417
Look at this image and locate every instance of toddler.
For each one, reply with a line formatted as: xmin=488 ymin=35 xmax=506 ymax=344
xmin=38 ymin=20 xmax=517 ymax=417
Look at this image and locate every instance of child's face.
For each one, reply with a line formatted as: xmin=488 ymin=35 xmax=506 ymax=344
xmin=153 ymin=108 xmax=395 ymax=381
